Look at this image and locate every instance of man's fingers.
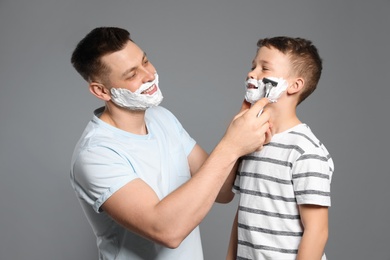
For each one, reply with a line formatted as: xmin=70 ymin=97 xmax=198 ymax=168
xmin=264 ymin=126 xmax=273 ymax=144
xmin=247 ymin=98 xmax=270 ymax=118
xmin=233 ymin=100 xmax=251 ymax=119
xmin=239 ymin=99 xmax=251 ymax=113
xmin=255 ymin=122 xmax=271 ymax=151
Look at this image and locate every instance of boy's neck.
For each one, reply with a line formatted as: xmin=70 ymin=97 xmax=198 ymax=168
xmin=271 ymin=116 xmax=301 ymax=135
xmin=268 ymin=106 xmax=301 ymax=135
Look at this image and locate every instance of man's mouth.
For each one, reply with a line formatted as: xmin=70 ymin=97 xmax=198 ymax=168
xmin=141 ymin=84 xmax=157 ymax=95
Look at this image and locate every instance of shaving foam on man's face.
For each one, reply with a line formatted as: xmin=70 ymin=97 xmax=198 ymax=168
xmin=244 ymin=77 xmax=288 ymax=104
xmin=110 ymin=72 xmax=163 ymax=110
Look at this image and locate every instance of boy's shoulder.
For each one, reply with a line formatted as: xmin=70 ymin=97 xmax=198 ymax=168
xmin=286 ymin=124 xmax=333 ymax=165
xmin=287 ymin=124 xmax=320 ymax=145
xmin=282 ymin=124 xmax=329 ymax=154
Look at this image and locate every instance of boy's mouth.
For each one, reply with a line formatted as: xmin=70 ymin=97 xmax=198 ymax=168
xmin=247 ymin=83 xmax=258 ymax=89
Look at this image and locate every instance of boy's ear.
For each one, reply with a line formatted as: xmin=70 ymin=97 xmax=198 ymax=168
xmin=89 ymin=82 xmax=111 ymax=101
xmin=287 ymin=77 xmax=304 ymax=95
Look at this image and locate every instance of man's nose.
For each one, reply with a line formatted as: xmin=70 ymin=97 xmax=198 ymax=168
xmin=143 ymin=69 xmax=155 ymax=83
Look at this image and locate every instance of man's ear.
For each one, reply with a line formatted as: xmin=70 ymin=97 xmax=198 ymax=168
xmin=89 ymin=83 xmax=111 ymax=101
xmin=287 ymin=77 xmax=304 ymax=95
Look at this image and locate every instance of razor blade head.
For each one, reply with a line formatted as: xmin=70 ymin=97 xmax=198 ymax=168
xmin=262 ymin=77 xmax=278 ymax=87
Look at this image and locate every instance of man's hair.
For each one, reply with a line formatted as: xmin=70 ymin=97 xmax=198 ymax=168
xmin=71 ymin=27 xmax=132 ymax=83
xmin=257 ymin=36 xmax=322 ymax=104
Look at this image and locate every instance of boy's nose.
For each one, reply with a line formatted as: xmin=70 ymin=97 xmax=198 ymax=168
xmin=247 ymin=70 xmax=258 ymax=80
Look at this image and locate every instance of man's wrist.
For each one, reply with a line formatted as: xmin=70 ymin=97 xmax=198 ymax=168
xmin=213 ymin=139 xmax=240 ymax=165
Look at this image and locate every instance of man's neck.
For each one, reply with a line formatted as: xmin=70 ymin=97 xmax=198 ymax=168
xmin=100 ymin=104 xmax=148 ymax=135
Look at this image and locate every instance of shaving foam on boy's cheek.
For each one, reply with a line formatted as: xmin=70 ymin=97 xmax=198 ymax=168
xmin=244 ymin=77 xmax=288 ymax=104
xmin=264 ymin=77 xmax=288 ymax=102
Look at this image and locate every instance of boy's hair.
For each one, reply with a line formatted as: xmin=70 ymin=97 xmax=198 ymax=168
xmin=71 ymin=27 xmax=132 ymax=83
xmin=257 ymin=36 xmax=322 ymax=105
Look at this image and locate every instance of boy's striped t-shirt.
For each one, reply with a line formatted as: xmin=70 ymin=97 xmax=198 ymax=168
xmin=233 ymin=123 xmax=333 ymax=260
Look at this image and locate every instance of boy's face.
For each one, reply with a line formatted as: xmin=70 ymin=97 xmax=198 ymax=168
xmin=247 ymin=46 xmax=291 ymax=82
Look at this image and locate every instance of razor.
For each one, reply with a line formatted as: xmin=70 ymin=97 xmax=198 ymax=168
xmin=262 ymin=78 xmax=278 ymax=97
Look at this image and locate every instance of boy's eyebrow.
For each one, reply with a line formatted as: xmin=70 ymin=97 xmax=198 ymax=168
xmin=253 ymin=59 xmax=272 ymax=67
xmin=121 ymin=52 xmax=147 ymax=78
xmin=259 ymin=60 xmax=272 ymax=66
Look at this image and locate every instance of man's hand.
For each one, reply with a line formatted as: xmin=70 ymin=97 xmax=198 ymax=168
xmin=221 ymin=98 xmax=271 ymax=159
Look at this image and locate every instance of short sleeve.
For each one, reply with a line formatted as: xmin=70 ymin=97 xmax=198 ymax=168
xmin=72 ymin=146 xmax=138 ymax=213
xmin=175 ymin=120 xmax=196 ymax=156
xmin=292 ymin=145 xmax=333 ymax=207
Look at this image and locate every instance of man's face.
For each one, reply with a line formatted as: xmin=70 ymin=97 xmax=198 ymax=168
xmin=247 ymin=46 xmax=291 ymax=82
xmin=101 ymin=40 xmax=157 ymax=94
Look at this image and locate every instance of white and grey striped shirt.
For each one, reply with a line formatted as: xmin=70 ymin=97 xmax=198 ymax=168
xmin=233 ymin=124 xmax=333 ymax=260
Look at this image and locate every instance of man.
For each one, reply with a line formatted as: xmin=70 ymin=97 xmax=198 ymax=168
xmin=70 ymin=27 xmax=271 ymax=260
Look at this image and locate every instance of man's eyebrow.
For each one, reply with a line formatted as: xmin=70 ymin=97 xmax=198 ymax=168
xmin=121 ymin=52 xmax=147 ymax=78
xmin=142 ymin=52 xmax=148 ymax=61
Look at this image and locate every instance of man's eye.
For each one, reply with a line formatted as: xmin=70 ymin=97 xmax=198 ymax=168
xmin=127 ymin=73 xmax=136 ymax=80
xmin=143 ymin=59 xmax=149 ymax=65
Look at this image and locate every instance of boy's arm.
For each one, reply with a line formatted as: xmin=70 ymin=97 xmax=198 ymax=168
xmin=297 ymin=204 xmax=329 ymax=260
xmin=226 ymin=209 xmax=238 ymax=260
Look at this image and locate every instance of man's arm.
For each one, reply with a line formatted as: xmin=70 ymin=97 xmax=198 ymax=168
xmin=187 ymin=144 xmax=238 ymax=203
xmin=216 ymin=115 xmax=273 ymax=204
xmin=188 ymin=144 xmax=208 ymax=177
xmin=297 ymin=204 xmax=329 ymax=260
xmin=102 ymin=98 xmax=271 ymax=248
xmin=215 ymin=161 xmax=238 ymax=203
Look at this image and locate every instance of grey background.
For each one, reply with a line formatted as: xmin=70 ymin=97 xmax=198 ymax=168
xmin=1 ymin=0 xmax=389 ymax=259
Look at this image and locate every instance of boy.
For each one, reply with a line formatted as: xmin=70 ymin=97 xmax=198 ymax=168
xmin=225 ymin=37 xmax=334 ymax=259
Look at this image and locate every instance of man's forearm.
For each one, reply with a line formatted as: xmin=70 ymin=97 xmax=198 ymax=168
xmin=216 ymin=160 xmax=238 ymax=203
xmin=153 ymin=140 xmax=239 ymax=246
